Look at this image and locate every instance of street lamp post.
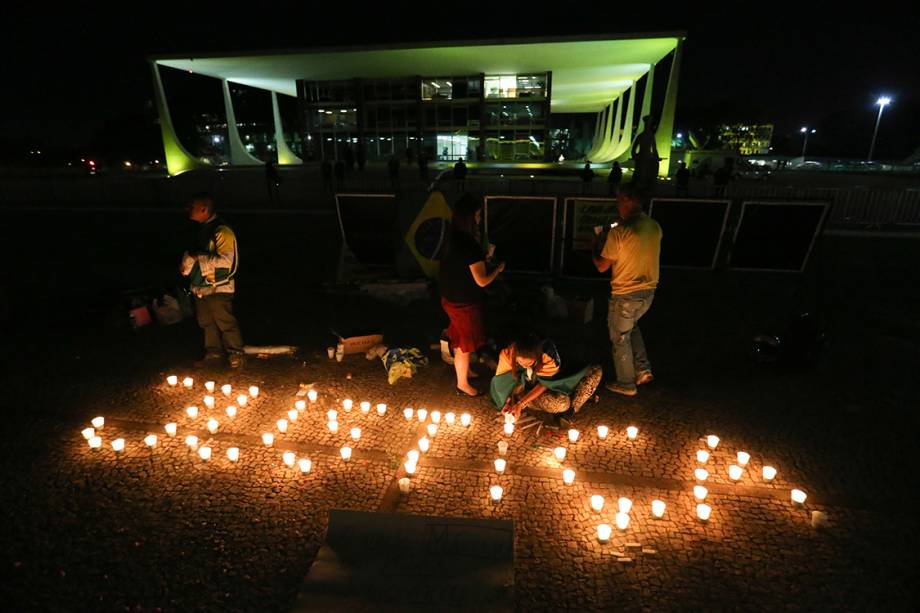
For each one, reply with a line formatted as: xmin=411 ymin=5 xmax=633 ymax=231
xmin=868 ymin=97 xmax=891 ymax=162
xmin=800 ymin=127 xmax=816 ymax=160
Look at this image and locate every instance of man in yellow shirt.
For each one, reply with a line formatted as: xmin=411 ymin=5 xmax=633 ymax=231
xmin=592 ymin=184 xmax=662 ymax=396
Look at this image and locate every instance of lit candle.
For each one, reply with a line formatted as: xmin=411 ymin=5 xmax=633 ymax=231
xmin=490 ymin=485 xmax=503 ymax=502
xmin=403 ymin=408 xmax=413 ymax=420
xmin=418 ymin=437 xmax=430 ymax=453
xmin=568 ymin=429 xmax=580 ymax=443
xmin=144 ymin=434 xmax=157 ymax=447
xmin=737 ymin=451 xmax=751 ymax=466
xmin=694 ymin=468 xmax=709 ymax=481
xmin=277 ymin=419 xmax=288 ymax=433
xmin=88 ymin=436 xmax=102 ymax=449
xmin=706 ymin=435 xmax=720 ymax=449
xmin=696 ymin=449 xmax=710 ymax=463
xmin=445 ymin=412 xmax=456 ymax=425
xmin=503 ymin=422 xmax=514 ymax=436
xmin=697 ymin=503 xmax=712 ymax=521
xmin=295 ymin=400 xmax=306 ymax=411
xmin=762 ymin=466 xmax=777 ymax=481
xmin=167 ymin=375 xmax=178 ymax=386
xmin=728 ymin=465 xmax=743 ymax=481
xmin=340 ymin=446 xmax=352 ymax=461
xmin=343 ymin=399 xmax=353 ymax=411
xmin=626 ymin=426 xmax=638 ymax=440
xmin=398 ymin=477 xmax=411 ymax=493
xmin=164 ymin=422 xmax=177 ymax=437
xmin=426 ymin=423 xmax=438 ymax=437
xmin=183 ymin=377 xmax=194 ymax=388
xmin=91 ymin=416 xmax=105 ymax=429
xmin=236 ymin=394 xmax=248 ymax=407
xmin=227 ymin=447 xmax=239 ymax=462
xmin=791 ymin=489 xmax=807 ymax=504
xmin=494 ymin=458 xmax=506 ymax=474
xmin=407 ymin=449 xmax=420 ymax=463
xmin=618 ymin=497 xmax=632 ymax=514
xmin=185 ymin=435 xmax=199 ymax=449
xmin=205 ymin=381 xmax=215 ymax=392
xmin=221 ymin=384 xmax=232 ymax=396
xmin=376 ymin=404 xmax=387 ymax=416
xmin=430 ymin=410 xmax=441 ymax=424
xmin=460 ymin=413 xmax=471 ymax=427
xmin=615 ymin=512 xmax=630 ymax=531
xmin=283 ymin=451 xmax=296 ymax=466
xmin=111 ymin=438 xmax=125 ymax=452
xmin=261 ymin=433 xmax=274 ymax=446
xmin=553 ymin=447 xmax=567 ymax=462
xmin=207 ymin=418 xmax=219 ymax=434
xmin=307 ymin=389 xmax=317 ymax=403
xmin=504 ymin=412 xmax=515 ymax=424
xmin=590 ymin=495 xmax=605 ymax=512
xmin=597 ymin=523 xmax=612 ymax=542
xmin=288 ymin=409 xmax=298 ymax=422
xmin=597 ymin=425 xmax=609 ymax=439
xmin=350 ymin=427 xmax=361 ymax=440
xmin=226 ymin=405 xmax=237 ymax=418
xmin=298 ymin=458 xmax=311 ymax=473
xmin=694 ymin=485 xmax=708 ymax=501
xmin=186 ymin=405 xmax=198 ymax=418
xmin=327 ymin=421 xmax=339 ymax=434
xmin=651 ymin=499 xmax=666 ymax=518
xmin=562 ymin=469 xmax=575 ymax=485
xmin=198 ymin=446 xmax=212 ymax=461
xmin=404 ymin=460 xmax=417 ymax=474
xmin=417 ymin=408 xmax=428 ymax=422
xmin=248 ymin=386 xmax=259 ymax=398
xmin=360 ymin=401 xmax=371 ymax=413
xmin=81 ymin=427 xmax=95 ymax=440
xmin=497 ymin=441 xmax=508 ymax=456
xmin=326 ymin=410 xmax=338 ymax=422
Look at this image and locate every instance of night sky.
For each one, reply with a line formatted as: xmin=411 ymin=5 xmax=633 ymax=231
xmin=2 ymin=6 xmax=917 ymax=161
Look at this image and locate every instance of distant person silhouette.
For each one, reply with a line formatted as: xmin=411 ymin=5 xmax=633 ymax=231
xmin=334 ymin=158 xmax=345 ymax=188
xmin=607 ymin=161 xmax=622 ymax=195
xmin=321 ymin=159 xmax=333 ymax=191
xmin=454 ymin=157 xmax=468 ymax=190
xmin=580 ymin=161 xmax=595 ymax=194
xmin=675 ymin=161 xmax=690 ymax=197
xmin=713 ymin=158 xmax=733 ymax=197
xmin=343 ymin=145 xmax=355 ymax=172
xmin=356 ymin=144 xmax=366 ymax=171
xmin=631 ymin=115 xmax=660 ymax=193
xmin=388 ymin=154 xmax=400 ymax=188
xmin=265 ymin=158 xmax=281 ymax=204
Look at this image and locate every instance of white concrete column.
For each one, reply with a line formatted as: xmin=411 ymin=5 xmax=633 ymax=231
xmin=222 ymin=79 xmax=263 ymax=166
xmin=271 ymin=92 xmax=303 ymax=165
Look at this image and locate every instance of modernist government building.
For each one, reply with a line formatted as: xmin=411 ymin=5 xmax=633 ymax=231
xmin=150 ymin=33 xmax=684 ymax=176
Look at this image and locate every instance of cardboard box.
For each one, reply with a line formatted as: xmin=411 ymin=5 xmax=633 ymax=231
xmin=340 ymin=334 xmax=384 ymax=355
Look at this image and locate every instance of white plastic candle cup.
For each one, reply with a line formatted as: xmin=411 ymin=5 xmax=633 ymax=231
xmin=88 ymin=436 xmax=102 ymax=449
xmin=261 ymin=433 xmax=274 ymax=446
xmin=445 ymin=412 xmax=456 ymax=425
xmin=737 ymin=451 xmax=751 ymax=466
xmin=335 ymin=351 xmax=343 ymax=362
xmin=164 ymin=423 xmax=177 ymax=437
xmin=418 ymin=437 xmax=430 ymax=453
xmin=430 ymin=411 xmax=441 ymax=424
xmin=167 ymin=375 xmax=178 ymax=386
xmin=562 ymin=469 xmax=575 ymax=485
xmin=403 ymin=460 xmax=416 ymax=475
xmin=327 ymin=421 xmax=339 ymax=433
xmin=248 ymin=386 xmax=259 ymax=398
xmin=460 ymin=413 xmax=471 ymax=427
xmin=288 ymin=409 xmax=298 ymax=422
xmin=417 ymin=408 xmax=428 ymax=422
xmin=597 ymin=523 xmax=612 ymax=542
xmin=198 ymin=446 xmax=212 ymax=461
xmin=350 ymin=427 xmax=361 ymax=440
xmin=503 ymin=423 xmax=514 ymax=436
xmin=651 ymin=499 xmax=666 ymax=518
xmin=426 ymin=423 xmax=438 ymax=437
xmin=111 ymin=438 xmax=125 ymax=452
xmin=504 ymin=412 xmax=515 ymax=424
xmin=81 ymin=427 xmax=95 ymax=440
xmin=791 ymin=489 xmax=807 ymax=504
xmin=340 ymin=446 xmax=352 ymax=461
xmin=490 ymin=485 xmax=503 ymax=502
xmin=618 ymin=497 xmax=633 ymax=514
xmin=295 ymin=400 xmax=306 ymax=411
xmin=497 ymin=441 xmax=509 ymax=456
xmin=144 ymin=434 xmax=158 ymax=447
xmin=298 ymin=458 xmax=311 ymax=473
xmin=626 ymin=426 xmax=638 ymax=440
xmin=615 ymin=512 xmax=630 ymax=531
xmin=226 ymin=405 xmax=237 ymax=418
xmin=277 ymin=419 xmax=288 ymax=433
xmin=221 ymin=384 xmax=232 ymax=396
xmin=696 ymin=449 xmax=710 ymax=463
xmin=706 ymin=435 xmax=720 ymax=449
xmin=568 ymin=429 xmax=580 ymax=443
xmin=183 ymin=377 xmax=194 ymax=388
xmin=185 ymin=435 xmax=199 ymax=449
xmin=376 ymin=404 xmax=387 ymax=416
xmin=407 ymin=449 xmax=420 ymax=463
xmin=327 ymin=410 xmax=338 ymax=422
xmin=92 ymin=416 xmax=105 ymax=429
xmin=554 ymin=447 xmax=567 ymax=462
xmin=597 ymin=425 xmax=609 ymax=440
xmin=283 ymin=452 xmax=296 ymax=466
xmin=207 ymin=418 xmax=219 ymax=434
xmin=403 ymin=407 xmax=415 ymax=420
xmin=205 ymin=381 xmax=215 ymax=392
xmin=307 ymin=390 xmax=318 ymax=403
xmin=360 ymin=401 xmax=371 ymax=413
xmin=186 ymin=406 xmax=198 ymax=418
xmin=694 ymin=485 xmax=708 ymax=501
xmin=326 ymin=347 xmax=335 ymax=359
xmin=204 ymin=395 xmax=215 ymax=409
xmin=762 ymin=466 xmax=777 ymax=481
xmin=697 ymin=503 xmax=712 ymax=521
xmin=695 ymin=468 xmax=709 ymax=482
xmin=494 ymin=458 xmax=506 ymax=474
xmin=398 ymin=477 xmax=411 ymax=493
xmin=236 ymin=394 xmax=248 ymax=407
xmin=590 ymin=495 xmax=605 ymax=512
xmin=227 ymin=447 xmax=239 ymax=462
xmin=342 ymin=399 xmax=353 ymax=411
xmin=728 ymin=465 xmax=743 ymax=481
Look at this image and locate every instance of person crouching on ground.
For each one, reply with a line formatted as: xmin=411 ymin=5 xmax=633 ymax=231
xmin=490 ymin=331 xmax=602 ymax=429
xmin=180 ymin=192 xmax=244 ymax=369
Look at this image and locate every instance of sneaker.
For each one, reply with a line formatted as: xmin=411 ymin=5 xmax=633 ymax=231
xmin=636 ymin=370 xmax=654 ymax=386
xmin=605 ymin=382 xmax=638 ymax=397
xmin=228 ymin=353 xmax=244 ymax=369
xmin=194 ymin=352 xmax=224 ymax=368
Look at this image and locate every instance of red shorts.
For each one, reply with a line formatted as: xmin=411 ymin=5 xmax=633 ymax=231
xmin=441 ymin=297 xmax=485 ymax=353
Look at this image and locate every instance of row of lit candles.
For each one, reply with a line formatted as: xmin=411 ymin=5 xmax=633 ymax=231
xmin=697 ymin=435 xmax=807 ymax=504
xmin=167 ymin=375 xmax=260 ymax=399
